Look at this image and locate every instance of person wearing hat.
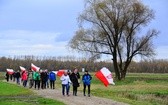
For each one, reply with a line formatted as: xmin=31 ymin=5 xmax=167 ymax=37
xmin=82 ymin=70 xmax=92 ymax=97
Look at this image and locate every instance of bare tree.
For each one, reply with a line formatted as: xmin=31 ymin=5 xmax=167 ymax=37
xmin=69 ymin=0 xmax=158 ymax=80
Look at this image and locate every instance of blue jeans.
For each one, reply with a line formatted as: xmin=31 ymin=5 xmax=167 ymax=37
xmin=62 ymin=84 xmax=69 ymax=95
xmin=67 ymin=84 xmax=70 ymax=94
xmin=16 ymin=78 xmax=20 ymax=84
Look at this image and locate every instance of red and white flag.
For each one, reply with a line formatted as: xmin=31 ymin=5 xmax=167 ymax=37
xmin=51 ymin=71 xmax=58 ymax=75
xmin=51 ymin=70 xmax=65 ymax=77
xmin=19 ymin=66 xmax=26 ymax=72
xmin=95 ymin=67 xmax=115 ymax=87
xmin=7 ymin=69 xmax=14 ymax=75
xmin=57 ymin=70 xmax=66 ymax=77
xmin=31 ymin=63 xmax=40 ymax=71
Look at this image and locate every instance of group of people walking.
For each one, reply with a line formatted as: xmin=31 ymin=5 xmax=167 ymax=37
xmin=5 ymin=69 xmax=56 ymax=90
xmin=60 ymin=69 xmax=92 ymax=97
xmin=5 ymin=68 xmax=92 ymax=97
xmin=5 ymin=70 xmax=27 ymax=86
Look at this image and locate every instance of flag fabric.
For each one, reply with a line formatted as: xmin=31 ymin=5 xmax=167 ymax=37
xmin=57 ymin=70 xmax=66 ymax=77
xmin=7 ymin=69 xmax=14 ymax=75
xmin=31 ymin=63 xmax=40 ymax=71
xmin=51 ymin=70 xmax=64 ymax=77
xmin=95 ymin=67 xmax=115 ymax=87
xmin=19 ymin=66 xmax=26 ymax=72
xmin=51 ymin=71 xmax=58 ymax=75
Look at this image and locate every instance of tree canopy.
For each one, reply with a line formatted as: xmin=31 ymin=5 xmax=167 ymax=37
xmin=69 ymin=0 xmax=158 ymax=80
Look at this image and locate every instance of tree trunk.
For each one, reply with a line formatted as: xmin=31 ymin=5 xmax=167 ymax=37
xmin=113 ymin=62 xmax=121 ymax=80
xmin=112 ymin=53 xmax=121 ymax=80
xmin=121 ymin=70 xmax=126 ymax=80
xmin=121 ymin=61 xmax=130 ymax=79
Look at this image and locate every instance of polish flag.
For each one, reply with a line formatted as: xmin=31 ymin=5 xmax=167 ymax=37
xmin=7 ymin=69 xmax=14 ymax=75
xmin=51 ymin=71 xmax=58 ymax=75
xmin=31 ymin=63 xmax=40 ymax=71
xmin=19 ymin=66 xmax=26 ymax=72
xmin=57 ymin=70 xmax=66 ymax=77
xmin=95 ymin=67 xmax=115 ymax=87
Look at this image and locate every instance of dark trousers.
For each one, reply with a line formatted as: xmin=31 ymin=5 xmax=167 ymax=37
xmin=29 ymin=79 xmax=34 ymax=88
xmin=62 ymin=84 xmax=69 ymax=95
xmin=35 ymin=80 xmax=40 ymax=89
xmin=23 ymin=80 xmax=27 ymax=87
xmin=10 ymin=75 xmax=12 ymax=81
xmin=41 ymin=80 xmax=46 ymax=89
xmin=83 ymin=84 xmax=90 ymax=95
xmin=50 ymin=80 xmax=55 ymax=89
xmin=73 ymin=86 xmax=78 ymax=96
xmin=6 ymin=77 xmax=9 ymax=82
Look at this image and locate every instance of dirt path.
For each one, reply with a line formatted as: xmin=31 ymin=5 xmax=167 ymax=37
xmin=5 ymin=80 xmax=128 ymax=105
xmin=33 ymin=88 xmax=128 ymax=105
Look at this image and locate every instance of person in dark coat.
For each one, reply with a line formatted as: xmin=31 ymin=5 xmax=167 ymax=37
xmin=5 ymin=72 xmax=9 ymax=82
xmin=15 ymin=70 xmax=21 ymax=85
xmin=70 ymin=69 xmax=80 ymax=96
xmin=45 ymin=70 xmax=49 ymax=88
xmin=82 ymin=70 xmax=92 ymax=97
xmin=41 ymin=70 xmax=47 ymax=89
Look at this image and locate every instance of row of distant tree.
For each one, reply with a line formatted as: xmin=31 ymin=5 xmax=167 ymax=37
xmin=128 ymin=59 xmax=168 ymax=73
xmin=0 ymin=56 xmax=167 ymax=73
xmin=0 ymin=56 xmax=112 ymax=72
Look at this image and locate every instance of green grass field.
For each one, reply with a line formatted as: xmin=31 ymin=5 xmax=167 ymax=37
xmin=0 ymin=72 xmax=65 ymax=105
xmin=89 ymin=73 xmax=168 ymax=105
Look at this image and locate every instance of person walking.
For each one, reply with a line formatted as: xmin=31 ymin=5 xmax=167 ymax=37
xmin=28 ymin=70 xmax=34 ymax=88
xmin=34 ymin=70 xmax=40 ymax=90
xmin=70 ymin=69 xmax=80 ymax=96
xmin=5 ymin=72 xmax=9 ymax=82
xmin=82 ymin=70 xmax=92 ymax=97
xmin=22 ymin=70 xmax=28 ymax=87
xmin=41 ymin=70 xmax=47 ymax=89
xmin=15 ymin=70 xmax=21 ymax=85
xmin=60 ymin=71 xmax=71 ymax=96
xmin=49 ymin=71 xmax=56 ymax=89
xmin=67 ymin=70 xmax=72 ymax=95
xmin=45 ymin=70 xmax=49 ymax=88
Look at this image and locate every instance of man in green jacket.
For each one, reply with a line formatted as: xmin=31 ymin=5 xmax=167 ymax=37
xmin=34 ymin=71 xmax=40 ymax=89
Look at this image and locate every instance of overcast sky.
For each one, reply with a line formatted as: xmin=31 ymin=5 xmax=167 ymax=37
xmin=0 ymin=0 xmax=168 ymax=60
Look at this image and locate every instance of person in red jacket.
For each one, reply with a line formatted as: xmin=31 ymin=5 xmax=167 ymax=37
xmin=22 ymin=70 xmax=28 ymax=87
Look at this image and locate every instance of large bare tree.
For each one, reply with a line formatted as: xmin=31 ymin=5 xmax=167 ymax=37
xmin=69 ymin=0 xmax=158 ymax=80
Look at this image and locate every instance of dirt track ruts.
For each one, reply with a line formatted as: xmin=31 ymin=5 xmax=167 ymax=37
xmin=33 ymin=88 xmax=128 ymax=105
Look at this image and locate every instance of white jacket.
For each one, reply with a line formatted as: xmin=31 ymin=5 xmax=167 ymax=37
xmin=60 ymin=75 xmax=71 ymax=85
